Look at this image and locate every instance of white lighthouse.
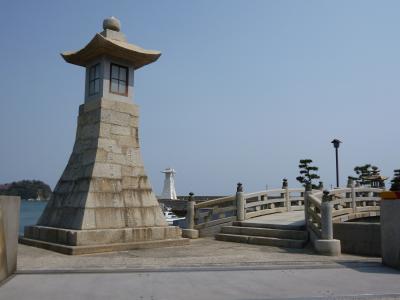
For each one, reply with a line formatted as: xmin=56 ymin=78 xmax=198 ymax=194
xmin=161 ymin=168 xmax=177 ymax=199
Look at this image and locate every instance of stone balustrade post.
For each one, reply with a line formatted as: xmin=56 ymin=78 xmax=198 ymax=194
xmin=236 ymin=183 xmax=245 ymax=221
xmin=182 ymin=192 xmax=199 ymax=239
xmin=314 ymin=190 xmax=341 ymax=256
xmin=351 ymin=182 xmax=357 ymax=212
xmin=186 ymin=192 xmax=195 ymax=230
xmin=321 ymin=191 xmax=333 ymax=240
xmin=282 ymin=179 xmax=291 ymax=212
xmin=303 ymin=184 xmax=311 ymax=227
xmin=346 ymin=177 xmax=353 ymax=206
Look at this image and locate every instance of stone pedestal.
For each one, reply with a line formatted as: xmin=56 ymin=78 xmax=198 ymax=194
xmin=21 ymin=99 xmax=188 ymax=254
xmin=380 ymin=193 xmax=400 ymax=269
xmin=314 ymin=239 xmax=341 ymax=256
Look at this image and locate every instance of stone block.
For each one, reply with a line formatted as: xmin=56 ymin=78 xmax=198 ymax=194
xmin=78 ymin=108 xmax=101 ymax=125
xmin=114 ymin=135 xmax=137 ymax=148
xmin=94 ymin=208 xmax=126 ymax=229
xmin=99 ymin=123 xmax=111 ymax=138
xmin=80 ymin=207 xmax=97 ymax=230
xmin=130 ymin=117 xmax=139 ymax=128
xmin=89 ymin=178 xmax=122 ymax=193
xmin=100 ymin=99 xmax=139 ymax=116
xmin=111 ymin=125 xmax=131 ymax=136
xmin=92 ymin=163 xmax=122 ymax=179
xmin=101 ymin=109 xmax=131 ymax=127
xmin=97 ymin=138 xmax=122 ymax=154
xmin=314 ymin=239 xmax=341 ymax=256
xmin=121 ymin=176 xmax=151 ymax=190
xmin=182 ymin=229 xmax=199 ymax=239
xmin=78 ymin=123 xmax=99 ymax=140
xmin=122 ymin=190 xmax=143 ymax=207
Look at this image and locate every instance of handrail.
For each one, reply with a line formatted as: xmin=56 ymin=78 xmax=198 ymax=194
xmin=195 ymin=195 xmax=235 ymax=209
xmin=185 ymin=182 xmax=384 ymax=238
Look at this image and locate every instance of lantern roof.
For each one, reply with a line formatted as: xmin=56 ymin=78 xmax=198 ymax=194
xmin=61 ymin=17 xmax=161 ymax=70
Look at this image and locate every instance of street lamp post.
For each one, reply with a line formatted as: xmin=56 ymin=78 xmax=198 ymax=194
xmin=331 ymin=139 xmax=342 ymax=188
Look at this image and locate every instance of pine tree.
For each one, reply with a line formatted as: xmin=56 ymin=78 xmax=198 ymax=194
xmin=296 ymin=159 xmax=320 ymax=189
xmin=353 ymin=164 xmax=384 ymax=187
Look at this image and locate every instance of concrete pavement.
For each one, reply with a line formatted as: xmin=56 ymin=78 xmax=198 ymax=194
xmin=1 ymin=238 xmax=399 ymax=299
xmin=2 ymin=263 xmax=400 ymax=300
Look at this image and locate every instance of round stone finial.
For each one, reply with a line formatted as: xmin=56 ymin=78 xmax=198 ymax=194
xmin=103 ymin=16 xmax=121 ymax=32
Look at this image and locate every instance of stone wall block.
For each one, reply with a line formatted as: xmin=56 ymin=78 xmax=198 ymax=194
xmin=109 ymin=153 xmax=127 ymax=165
xmin=121 ymin=166 xmax=135 ymax=177
xmin=140 ymin=207 xmax=157 ymax=227
xmin=94 ymin=208 xmax=125 ymax=229
xmin=92 ymin=192 xmax=124 ymax=208
xmin=122 ymin=176 xmax=140 ymax=190
xmin=166 ymin=227 xmax=182 ymax=239
xmin=92 ymin=163 xmax=122 ymax=179
xmin=78 ymin=109 xmax=101 ymax=126
xmin=56 ymin=181 xmax=75 ymax=194
xmin=130 ymin=117 xmax=139 ymax=128
xmin=101 ymin=109 xmax=131 ymax=127
xmin=89 ymin=178 xmax=122 ymax=193
xmin=83 ymin=99 xmax=102 ymax=113
xmin=78 ymin=123 xmax=100 ymax=140
xmin=99 ymin=123 xmax=111 ymax=138
xmin=111 ymin=125 xmax=131 ymax=136
xmin=122 ymin=190 xmax=142 ymax=207
xmin=73 ymin=138 xmax=98 ymax=154
xmin=63 ymin=191 xmax=86 ymax=208
xmin=100 ymin=100 xmax=139 ymax=116
xmin=114 ymin=135 xmax=136 ymax=148
xmin=97 ymin=138 xmax=122 ymax=154
xmin=80 ymin=149 xmax=98 ymax=166
xmin=80 ymin=208 xmax=96 ymax=230
xmin=77 ymin=179 xmax=91 ymax=192
xmin=136 ymin=190 xmax=158 ymax=207
xmin=150 ymin=227 xmax=166 ymax=240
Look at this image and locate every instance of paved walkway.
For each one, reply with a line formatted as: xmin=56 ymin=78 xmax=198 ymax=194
xmin=244 ymin=210 xmax=305 ymax=227
xmin=16 ymin=237 xmax=376 ymax=272
xmin=2 ymin=237 xmax=399 ymax=299
xmin=2 ymin=263 xmax=400 ymax=300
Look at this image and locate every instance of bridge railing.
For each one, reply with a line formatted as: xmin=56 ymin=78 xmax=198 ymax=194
xmin=192 ymin=195 xmax=237 ymax=231
xmin=305 ymin=186 xmax=383 ymax=240
xmin=243 ymin=188 xmax=305 ymax=219
xmin=186 ymin=181 xmax=311 ymax=234
xmin=185 ymin=181 xmax=384 ymax=237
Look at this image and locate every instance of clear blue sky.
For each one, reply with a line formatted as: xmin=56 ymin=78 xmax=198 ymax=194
xmin=0 ymin=0 xmax=399 ymax=195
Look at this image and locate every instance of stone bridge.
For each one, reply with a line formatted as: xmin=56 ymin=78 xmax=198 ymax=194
xmin=184 ymin=181 xmax=382 ymax=256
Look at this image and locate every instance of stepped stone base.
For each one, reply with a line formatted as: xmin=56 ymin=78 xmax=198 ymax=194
xmin=21 ymin=225 xmax=188 ymax=255
xmin=20 ymin=236 xmax=189 ymax=255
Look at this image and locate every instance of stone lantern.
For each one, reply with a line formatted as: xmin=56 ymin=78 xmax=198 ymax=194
xmin=22 ymin=17 xmax=188 ymax=254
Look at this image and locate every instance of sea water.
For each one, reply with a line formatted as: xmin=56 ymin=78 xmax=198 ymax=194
xmin=19 ymin=200 xmax=47 ymax=235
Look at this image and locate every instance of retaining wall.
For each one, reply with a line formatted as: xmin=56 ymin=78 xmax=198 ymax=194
xmin=0 ymin=196 xmax=20 ymax=283
xmin=333 ymin=222 xmax=380 ymax=256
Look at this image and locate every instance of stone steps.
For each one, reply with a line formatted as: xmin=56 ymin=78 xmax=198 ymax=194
xmin=215 ymin=222 xmax=308 ymax=249
xmin=232 ymin=221 xmax=305 ymax=231
xmin=220 ymin=226 xmax=308 ymax=240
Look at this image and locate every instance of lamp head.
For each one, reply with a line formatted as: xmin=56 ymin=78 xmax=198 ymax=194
xmin=331 ymin=139 xmax=342 ymax=148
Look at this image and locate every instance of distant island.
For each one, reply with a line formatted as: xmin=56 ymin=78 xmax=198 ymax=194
xmin=0 ymin=180 xmax=52 ymax=201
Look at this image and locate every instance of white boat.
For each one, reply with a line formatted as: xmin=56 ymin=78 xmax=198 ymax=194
xmin=163 ymin=209 xmax=185 ymax=225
